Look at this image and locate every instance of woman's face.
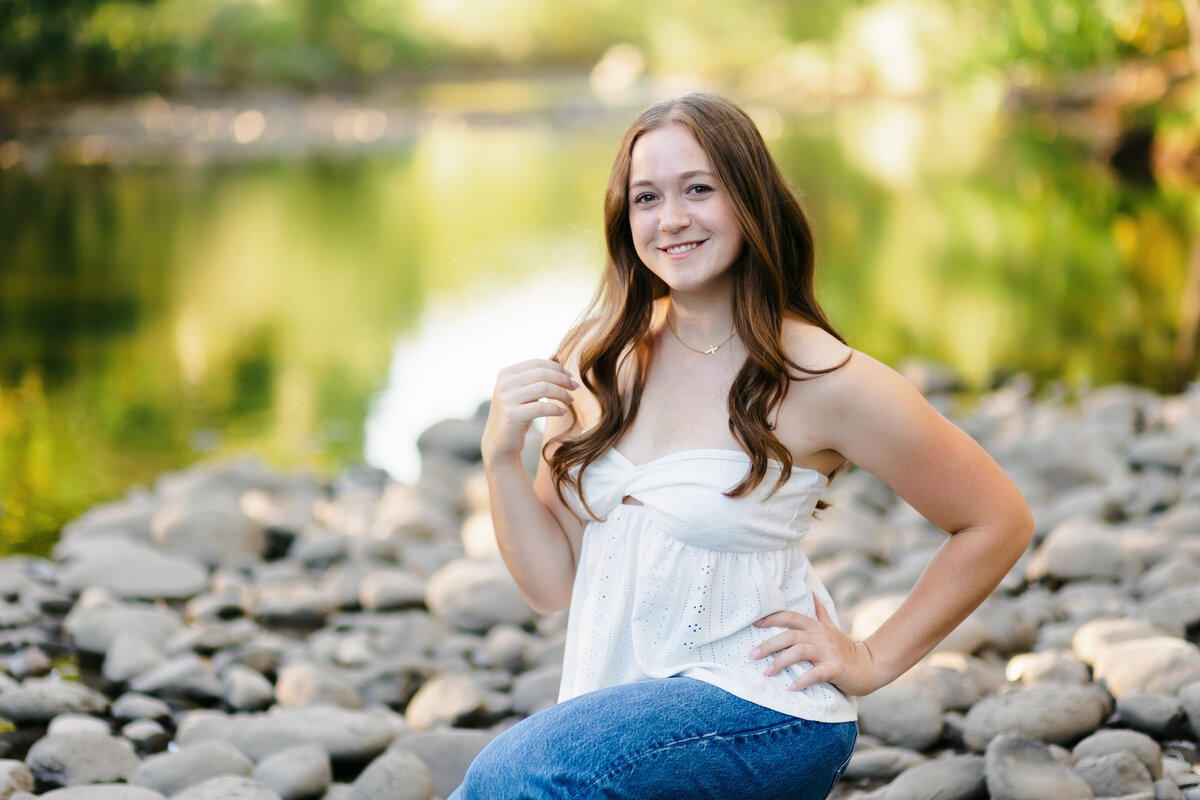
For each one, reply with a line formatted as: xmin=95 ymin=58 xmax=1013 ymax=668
xmin=627 ymin=123 xmax=743 ymax=299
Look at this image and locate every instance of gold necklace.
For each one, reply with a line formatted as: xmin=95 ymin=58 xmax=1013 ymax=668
xmin=665 ymin=313 xmax=735 ymax=355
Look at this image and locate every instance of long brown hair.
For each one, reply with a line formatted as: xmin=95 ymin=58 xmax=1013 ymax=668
xmin=550 ymin=92 xmax=846 ymax=516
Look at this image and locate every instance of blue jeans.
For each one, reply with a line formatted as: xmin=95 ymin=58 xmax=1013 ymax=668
xmin=449 ymin=676 xmax=857 ymax=799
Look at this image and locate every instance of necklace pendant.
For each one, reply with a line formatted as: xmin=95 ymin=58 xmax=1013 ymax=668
xmin=704 ymin=345 xmax=719 ymax=355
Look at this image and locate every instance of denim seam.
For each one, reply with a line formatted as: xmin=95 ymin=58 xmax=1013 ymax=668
xmin=581 ymin=714 xmax=813 ymax=791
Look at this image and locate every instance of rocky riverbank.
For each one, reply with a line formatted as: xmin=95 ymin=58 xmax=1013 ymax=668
xmin=0 ymin=378 xmax=1198 ymax=800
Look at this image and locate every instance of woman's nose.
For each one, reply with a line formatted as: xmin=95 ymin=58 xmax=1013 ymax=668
xmin=659 ymin=194 xmax=689 ymax=231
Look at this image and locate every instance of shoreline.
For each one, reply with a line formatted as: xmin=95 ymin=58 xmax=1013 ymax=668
xmin=0 ymin=378 xmax=1197 ymax=798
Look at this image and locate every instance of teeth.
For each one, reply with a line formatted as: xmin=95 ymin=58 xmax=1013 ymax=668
xmin=665 ymin=242 xmax=700 ymax=254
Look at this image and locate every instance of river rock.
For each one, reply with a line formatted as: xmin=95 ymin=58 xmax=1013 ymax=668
xmin=509 ymin=664 xmax=562 ymax=716
xmin=1139 ymin=584 xmax=1200 ymax=638
xmin=0 ymin=679 xmax=108 ymax=724
xmin=389 ymin=729 xmax=493 ymax=800
xmin=984 ymin=734 xmax=1094 ymax=800
xmin=102 ymin=633 xmax=166 ymax=685
xmin=151 ymin=503 xmax=265 ymax=567
xmin=243 ymin=580 xmax=338 ymax=627
xmin=425 ymin=559 xmax=534 ymax=633
xmin=1006 ymin=649 xmax=1091 ymax=684
xmin=0 ymin=760 xmax=33 ymax=798
xmin=250 ymin=745 xmax=332 ymax=800
xmin=127 ymin=740 xmax=253 ymax=797
xmin=174 ymin=710 xmax=242 ymax=748
xmin=405 ymin=674 xmax=487 ymax=730
xmin=891 ymin=652 xmax=1004 ymax=711
xmin=57 ymin=542 xmax=207 ymax=601
xmin=234 ymin=707 xmax=398 ymax=765
xmin=128 ymin=654 xmax=222 ymax=702
xmin=222 ymin=664 xmax=275 ymax=711
xmin=347 ymin=748 xmax=433 ymax=800
xmin=1116 ymin=689 xmax=1186 ymax=738
xmin=121 ymin=720 xmax=170 ymax=755
xmin=1074 ymin=751 xmax=1155 ymax=797
xmin=1179 ymin=681 xmax=1200 ymax=739
xmin=843 ymin=746 xmax=927 ymax=780
xmin=961 ymin=682 xmax=1109 ymax=751
xmin=1073 ymin=729 xmax=1162 ymax=779
xmin=880 ymin=755 xmax=987 ymax=800
xmin=1027 ymin=517 xmax=1137 ymax=583
xmin=63 ymin=599 xmax=181 ymax=657
xmin=358 ymin=570 xmax=426 ymax=612
xmin=275 ymin=662 xmax=361 ymax=708
xmin=47 ymin=715 xmax=110 ymax=737
xmin=857 ymin=685 xmax=944 ymax=751
xmin=37 ymin=787 xmax=166 ymax=800
xmin=110 ymin=693 xmax=171 ymax=723
xmin=1093 ymin=637 xmax=1200 ymax=697
xmin=1072 ymin=618 xmax=1168 ymax=665
xmin=172 ymin=776 xmax=282 ymax=800
xmin=25 ymin=732 xmax=140 ymax=787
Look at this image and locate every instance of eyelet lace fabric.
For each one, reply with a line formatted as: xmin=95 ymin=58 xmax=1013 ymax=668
xmin=559 ymin=448 xmax=858 ymax=722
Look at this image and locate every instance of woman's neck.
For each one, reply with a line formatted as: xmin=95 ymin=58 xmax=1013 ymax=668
xmin=666 ymin=293 xmax=735 ymax=344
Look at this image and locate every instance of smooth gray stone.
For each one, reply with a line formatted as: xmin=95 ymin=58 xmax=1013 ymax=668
xmin=405 ymin=674 xmax=486 ymax=731
xmin=222 ymin=665 xmax=275 ymax=711
xmin=857 ymin=685 xmax=943 ymax=751
xmin=1094 ymin=637 xmax=1200 ymax=697
xmin=1072 ymin=618 xmax=1165 ymax=666
xmin=128 ymin=654 xmax=222 ymax=702
xmin=121 ymin=719 xmax=170 ymax=755
xmin=984 ymin=734 xmax=1094 ymax=800
xmin=1128 ymin=434 xmax=1192 ymax=471
xmin=389 ymin=729 xmax=494 ymax=800
xmin=234 ymin=707 xmax=399 ymax=765
xmin=0 ymin=679 xmax=108 ymax=724
xmin=1118 ymin=689 xmax=1186 ymax=738
xmin=881 ymin=755 xmax=987 ymax=800
xmin=151 ymin=502 xmax=266 ymax=568
xmin=1139 ymin=585 xmax=1200 ymax=638
xmin=172 ymin=776 xmax=282 ymax=800
xmin=1027 ymin=517 xmax=1137 ymax=583
xmin=251 ymin=745 xmax=332 ymax=800
xmin=353 ymin=655 xmax=434 ymax=709
xmin=1006 ymin=650 xmax=1090 ymax=685
xmin=1156 ymin=778 xmax=1185 ymax=800
xmin=961 ymin=683 xmax=1108 ymax=751
xmin=102 ymin=633 xmax=166 ymax=685
xmin=1074 ymin=752 xmax=1155 ymax=797
xmin=127 ymin=740 xmax=253 ymax=797
xmin=358 ymin=570 xmax=426 ymax=612
xmin=890 ymin=653 xmax=1004 ymax=712
xmin=47 ymin=715 xmax=110 ymax=737
xmin=843 ymin=746 xmax=926 ymax=780
xmin=174 ymin=710 xmax=242 ymax=748
xmin=1178 ymin=681 xmax=1200 ymax=739
xmin=38 ymin=786 xmax=166 ymax=800
xmin=480 ymin=625 xmax=535 ymax=672
xmin=57 ymin=542 xmax=207 ymax=601
xmin=275 ymin=662 xmax=361 ymax=709
xmin=509 ymin=664 xmax=562 ymax=716
xmin=243 ymin=580 xmax=338 ymax=627
xmin=25 ymin=732 xmax=140 ymax=788
xmin=110 ymin=693 xmax=171 ymax=723
xmin=0 ymin=759 xmax=34 ymax=797
xmin=57 ymin=501 xmax=155 ymax=551
xmin=63 ymin=601 xmax=182 ymax=656
xmin=1073 ymin=729 xmax=1163 ymax=780
xmin=347 ymin=749 xmax=432 ymax=800
xmin=424 ymin=559 xmax=534 ymax=634
xmin=1137 ymin=559 xmax=1200 ymax=599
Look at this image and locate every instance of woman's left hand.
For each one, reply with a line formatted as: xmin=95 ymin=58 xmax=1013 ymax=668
xmin=748 ymin=599 xmax=882 ymax=697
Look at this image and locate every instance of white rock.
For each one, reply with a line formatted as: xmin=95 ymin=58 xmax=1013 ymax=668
xmin=1093 ymin=636 xmax=1200 ymax=697
xmin=961 ymin=683 xmax=1109 ymax=751
xmin=250 ymin=745 xmax=332 ymax=800
xmin=425 ymin=559 xmax=534 ymax=634
xmin=25 ymin=732 xmax=140 ymax=788
xmin=347 ymin=749 xmax=432 ymax=800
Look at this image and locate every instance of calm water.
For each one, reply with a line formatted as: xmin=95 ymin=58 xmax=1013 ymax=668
xmin=0 ymin=98 xmax=1194 ymax=555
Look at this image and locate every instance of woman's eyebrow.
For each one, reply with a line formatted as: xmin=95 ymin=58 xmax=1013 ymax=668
xmin=629 ymin=169 xmax=714 ymax=189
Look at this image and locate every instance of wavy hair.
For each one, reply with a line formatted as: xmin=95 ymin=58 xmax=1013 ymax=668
xmin=549 ymin=92 xmax=847 ymax=517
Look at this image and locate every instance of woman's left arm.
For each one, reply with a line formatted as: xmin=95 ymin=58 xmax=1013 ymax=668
xmin=752 ymin=351 xmax=1034 ymax=696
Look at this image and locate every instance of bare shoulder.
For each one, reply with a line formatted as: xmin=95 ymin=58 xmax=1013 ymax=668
xmin=780 ymin=317 xmax=854 ymax=376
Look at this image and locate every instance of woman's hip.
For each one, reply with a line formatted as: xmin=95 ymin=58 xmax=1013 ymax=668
xmin=451 ymin=675 xmax=857 ymax=800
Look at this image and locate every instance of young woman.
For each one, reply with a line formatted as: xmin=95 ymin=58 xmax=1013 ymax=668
xmin=451 ymin=92 xmax=1033 ymax=799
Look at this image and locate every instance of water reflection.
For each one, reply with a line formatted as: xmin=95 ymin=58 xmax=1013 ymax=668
xmin=0 ymin=100 xmax=1194 ymax=555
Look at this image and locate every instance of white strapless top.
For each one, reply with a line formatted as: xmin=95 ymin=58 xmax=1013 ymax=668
xmin=559 ymin=447 xmax=858 ymax=722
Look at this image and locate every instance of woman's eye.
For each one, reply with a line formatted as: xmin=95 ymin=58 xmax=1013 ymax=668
xmin=633 ymin=192 xmax=656 ymax=204
xmin=688 ymin=184 xmax=713 ymax=196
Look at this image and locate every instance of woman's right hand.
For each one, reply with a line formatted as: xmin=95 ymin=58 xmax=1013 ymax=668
xmin=481 ymin=358 xmax=579 ymax=467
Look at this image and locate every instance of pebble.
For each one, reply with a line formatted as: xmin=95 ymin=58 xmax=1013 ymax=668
xmin=1073 ymin=751 xmax=1155 ymax=796
xmin=347 ymin=749 xmax=432 ymax=800
xmin=249 ymin=745 xmax=332 ymax=800
xmin=0 ymin=679 xmax=109 ymax=724
xmin=856 ymin=686 xmax=944 ymax=751
xmin=171 ymin=776 xmax=281 ymax=800
xmin=983 ymin=734 xmax=1094 ymax=800
xmin=1092 ymin=636 xmax=1200 ymax=697
xmin=424 ymin=559 xmax=534 ymax=634
xmin=961 ymin=682 xmax=1109 ymax=751
xmin=388 ymin=730 xmax=494 ymax=800
xmin=843 ymin=746 xmax=927 ymax=780
xmin=1116 ymin=689 xmax=1186 ymax=738
xmin=879 ymin=754 xmax=987 ymax=800
xmin=127 ymin=740 xmax=253 ymax=797
xmin=24 ymin=733 xmax=140 ymax=788
xmin=1072 ymin=729 xmax=1163 ymax=780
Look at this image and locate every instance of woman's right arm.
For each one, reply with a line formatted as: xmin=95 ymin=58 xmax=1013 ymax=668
xmin=480 ymin=357 xmax=587 ymax=615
